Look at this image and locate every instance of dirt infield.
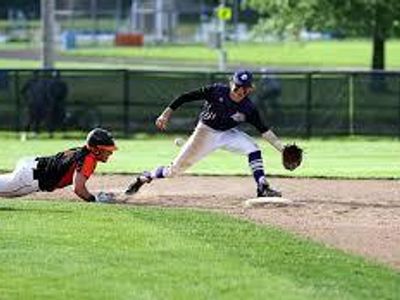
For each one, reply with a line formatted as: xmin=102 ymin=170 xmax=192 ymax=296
xmin=30 ymin=175 xmax=400 ymax=270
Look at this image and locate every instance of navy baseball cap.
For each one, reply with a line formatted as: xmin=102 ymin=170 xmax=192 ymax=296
xmin=232 ymin=70 xmax=253 ymax=87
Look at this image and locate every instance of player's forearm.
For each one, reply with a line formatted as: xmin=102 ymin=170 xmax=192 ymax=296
xmin=73 ymin=171 xmax=95 ymax=202
xmin=262 ymin=130 xmax=284 ymax=153
xmin=160 ymin=107 xmax=173 ymax=118
xmin=155 ymin=107 xmax=173 ymax=130
xmin=73 ymin=184 xmax=95 ymax=202
xmin=168 ymin=88 xmax=207 ymax=110
xmin=168 ymin=95 xmax=188 ymax=110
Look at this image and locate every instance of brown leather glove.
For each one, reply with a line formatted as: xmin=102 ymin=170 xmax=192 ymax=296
xmin=282 ymin=144 xmax=303 ymax=171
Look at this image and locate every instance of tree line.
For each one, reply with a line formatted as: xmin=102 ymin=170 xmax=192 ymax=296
xmin=247 ymin=0 xmax=400 ymax=70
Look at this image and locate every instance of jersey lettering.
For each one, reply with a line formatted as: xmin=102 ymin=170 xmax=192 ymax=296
xmin=230 ymin=112 xmax=246 ymax=122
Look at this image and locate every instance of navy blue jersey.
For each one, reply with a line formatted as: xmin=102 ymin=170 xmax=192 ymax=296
xmin=168 ymin=83 xmax=269 ymax=133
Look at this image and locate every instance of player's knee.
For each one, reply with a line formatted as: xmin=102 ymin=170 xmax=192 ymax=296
xmin=167 ymin=166 xmax=180 ymax=177
xmin=160 ymin=165 xmax=176 ymax=177
xmin=167 ymin=163 xmax=187 ymax=177
xmin=246 ymin=144 xmax=260 ymax=155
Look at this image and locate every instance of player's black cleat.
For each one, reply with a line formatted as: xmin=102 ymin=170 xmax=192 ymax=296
xmin=125 ymin=178 xmax=144 ymax=195
xmin=125 ymin=172 xmax=152 ymax=195
xmin=257 ymin=183 xmax=282 ymax=198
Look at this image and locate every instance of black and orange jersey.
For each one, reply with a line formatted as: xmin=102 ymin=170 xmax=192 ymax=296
xmin=34 ymin=146 xmax=97 ymax=192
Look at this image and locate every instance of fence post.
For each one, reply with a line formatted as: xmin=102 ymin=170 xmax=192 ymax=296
xmin=14 ymin=70 xmax=21 ymax=133
xmin=348 ymin=73 xmax=355 ymax=136
xmin=123 ymin=70 xmax=130 ymax=136
xmin=398 ymin=74 xmax=400 ymax=139
xmin=305 ymin=72 xmax=312 ymax=138
xmin=208 ymin=71 xmax=215 ymax=85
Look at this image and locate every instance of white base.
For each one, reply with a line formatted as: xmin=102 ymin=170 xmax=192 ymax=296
xmin=244 ymin=197 xmax=292 ymax=208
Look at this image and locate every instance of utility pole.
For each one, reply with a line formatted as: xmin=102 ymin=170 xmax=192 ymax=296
xmin=216 ymin=0 xmax=231 ymax=71
xmin=233 ymin=0 xmax=239 ymax=43
xmin=155 ymin=0 xmax=163 ymax=43
xmin=41 ymin=0 xmax=55 ymax=69
xmin=115 ymin=0 xmax=122 ymax=31
xmin=90 ymin=0 xmax=98 ymax=45
xmin=130 ymin=0 xmax=138 ymax=32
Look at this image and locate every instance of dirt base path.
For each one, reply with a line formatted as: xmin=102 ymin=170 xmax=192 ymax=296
xmin=31 ymin=175 xmax=400 ymax=270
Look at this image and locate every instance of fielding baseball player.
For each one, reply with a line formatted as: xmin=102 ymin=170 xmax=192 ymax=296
xmin=0 ymin=128 xmax=117 ymax=203
xmin=126 ymin=70 xmax=290 ymax=198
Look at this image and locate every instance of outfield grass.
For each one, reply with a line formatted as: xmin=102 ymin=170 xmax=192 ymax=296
xmin=64 ymin=40 xmax=400 ymax=69
xmin=0 ymin=19 xmax=122 ymax=32
xmin=0 ymin=58 xmax=209 ymax=71
xmin=1 ymin=40 xmax=400 ymax=69
xmin=0 ymin=58 xmax=137 ymax=70
xmin=0 ymin=135 xmax=398 ymax=179
xmin=0 ymin=200 xmax=398 ymax=300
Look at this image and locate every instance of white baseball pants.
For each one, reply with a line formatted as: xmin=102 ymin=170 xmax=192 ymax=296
xmin=162 ymin=121 xmax=259 ymax=177
xmin=0 ymin=157 xmax=40 ymax=197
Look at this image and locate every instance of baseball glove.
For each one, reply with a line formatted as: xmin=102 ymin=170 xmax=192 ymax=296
xmin=282 ymin=144 xmax=303 ymax=171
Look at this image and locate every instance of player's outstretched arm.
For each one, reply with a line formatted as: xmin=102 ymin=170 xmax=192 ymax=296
xmin=73 ymin=171 xmax=95 ymax=201
xmin=247 ymin=108 xmax=284 ymax=153
xmin=155 ymin=107 xmax=173 ymax=130
xmin=262 ymin=129 xmax=284 ymax=153
xmin=262 ymin=130 xmax=303 ymax=171
xmin=157 ymin=86 xmax=211 ymax=131
xmin=73 ymin=171 xmax=115 ymax=203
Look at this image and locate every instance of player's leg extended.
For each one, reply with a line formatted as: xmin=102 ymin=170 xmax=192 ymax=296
xmin=155 ymin=122 xmax=221 ymax=177
xmin=126 ymin=122 xmax=220 ymax=194
xmin=0 ymin=158 xmax=39 ymax=197
xmin=220 ymin=129 xmax=281 ymax=197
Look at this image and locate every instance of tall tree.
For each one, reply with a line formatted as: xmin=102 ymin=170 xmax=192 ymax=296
xmin=247 ymin=0 xmax=400 ymax=70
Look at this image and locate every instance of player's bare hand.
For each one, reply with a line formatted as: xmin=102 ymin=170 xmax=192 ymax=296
xmin=155 ymin=108 xmax=173 ymax=131
xmin=155 ymin=115 xmax=169 ymax=130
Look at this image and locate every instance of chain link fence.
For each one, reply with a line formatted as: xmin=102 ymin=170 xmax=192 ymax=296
xmin=0 ymin=69 xmax=399 ymax=137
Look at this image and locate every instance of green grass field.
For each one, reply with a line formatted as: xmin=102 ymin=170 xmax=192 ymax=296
xmin=0 ymin=19 xmax=121 ymax=32
xmin=0 ymin=57 xmax=206 ymax=71
xmin=0 ymin=136 xmax=399 ymax=299
xmin=0 ymin=58 xmax=134 ymax=70
xmin=0 ymin=200 xmax=398 ymax=300
xmin=64 ymin=40 xmax=400 ymax=68
xmin=0 ymin=135 xmax=398 ymax=179
xmin=1 ymin=39 xmax=400 ymax=69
